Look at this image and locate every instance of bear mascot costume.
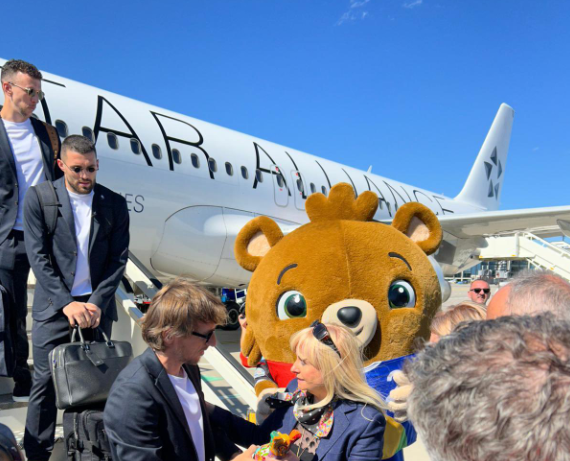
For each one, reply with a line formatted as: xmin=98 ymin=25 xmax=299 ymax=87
xmin=234 ymin=183 xmax=443 ymax=460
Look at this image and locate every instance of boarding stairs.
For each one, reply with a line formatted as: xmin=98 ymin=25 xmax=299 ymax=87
xmin=479 ymin=232 xmax=570 ymax=281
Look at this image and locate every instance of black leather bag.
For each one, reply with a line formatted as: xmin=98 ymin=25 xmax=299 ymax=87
xmin=49 ymin=327 xmax=133 ymax=410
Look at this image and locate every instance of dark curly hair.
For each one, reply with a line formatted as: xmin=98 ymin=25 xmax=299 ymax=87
xmin=1 ymin=59 xmax=42 ymax=82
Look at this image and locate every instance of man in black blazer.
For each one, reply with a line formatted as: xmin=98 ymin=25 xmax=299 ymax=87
xmin=0 ymin=59 xmax=60 ymax=399
xmin=23 ymin=135 xmax=129 ymax=461
xmin=104 ymin=279 xmax=256 ymax=461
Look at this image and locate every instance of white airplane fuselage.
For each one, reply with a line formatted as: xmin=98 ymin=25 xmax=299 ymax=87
xmin=0 ymin=61 xmax=504 ymax=287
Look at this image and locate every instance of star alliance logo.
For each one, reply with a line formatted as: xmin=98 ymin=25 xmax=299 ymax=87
xmin=484 ymin=147 xmax=502 ymax=200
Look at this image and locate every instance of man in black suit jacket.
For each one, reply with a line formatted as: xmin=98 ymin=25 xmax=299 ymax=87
xmin=0 ymin=59 xmax=60 ymax=398
xmin=104 ymin=279 xmax=256 ymax=461
xmin=23 ymin=135 xmax=129 ymax=461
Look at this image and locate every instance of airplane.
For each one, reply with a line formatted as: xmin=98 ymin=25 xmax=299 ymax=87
xmin=1 ymin=58 xmax=569 ymax=291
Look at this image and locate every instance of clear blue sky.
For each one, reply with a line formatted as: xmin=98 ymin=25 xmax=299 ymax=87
xmin=3 ymin=0 xmax=569 ymax=210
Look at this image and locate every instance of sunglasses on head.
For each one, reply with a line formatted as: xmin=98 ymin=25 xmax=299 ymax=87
xmin=310 ymin=320 xmax=341 ymax=358
xmin=472 ymin=288 xmax=490 ymax=294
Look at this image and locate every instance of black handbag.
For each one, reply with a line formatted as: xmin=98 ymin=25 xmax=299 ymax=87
xmin=49 ymin=327 xmax=133 ymax=410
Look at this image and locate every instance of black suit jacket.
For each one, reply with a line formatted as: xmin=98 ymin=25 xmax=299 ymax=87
xmin=104 ymin=348 xmax=236 ymax=461
xmin=23 ymin=177 xmax=129 ymax=321
xmin=0 ymin=116 xmax=60 ymax=247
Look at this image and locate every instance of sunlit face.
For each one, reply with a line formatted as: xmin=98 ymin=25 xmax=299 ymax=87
xmin=3 ymin=72 xmax=41 ymax=119
xmin=169 ymin=321 xmax=218 ymax=366
xmin=58 ymin=150 xmax=98 ymax=194
xmin=290 ymin=346 xmax=325 ymax=396
xmin=468 ymin=280 xmax=491 ymax=305
xmin=429 ymin=331 xmax=440 ymax=343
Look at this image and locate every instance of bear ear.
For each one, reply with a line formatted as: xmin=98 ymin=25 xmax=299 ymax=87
xmin=391 ymin=203 xmax=442 ymax=255
xmin=235 ymin=216 xmax=284 ymax=272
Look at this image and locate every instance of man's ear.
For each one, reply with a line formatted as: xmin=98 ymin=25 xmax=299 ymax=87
xmin=391 ymin=203 xmax=442 ymax=255
xmin=234 ymin=216 xmax=284 ymax=272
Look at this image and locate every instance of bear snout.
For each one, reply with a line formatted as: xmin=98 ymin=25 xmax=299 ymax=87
xmin=322 ymin=299 xmax=378 ymax=348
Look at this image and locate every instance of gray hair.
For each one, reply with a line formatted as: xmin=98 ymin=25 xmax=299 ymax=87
xmin=61 ymin=135 xmax=97 ymax=159
xmin=407 ymin=314 xmax=570 ymax=461
xmin=507 ymin=269 xmax=570 ymax=321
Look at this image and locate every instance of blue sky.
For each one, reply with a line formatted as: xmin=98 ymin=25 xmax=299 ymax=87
xmin=3 ymin=0 xmax=569 ymax=210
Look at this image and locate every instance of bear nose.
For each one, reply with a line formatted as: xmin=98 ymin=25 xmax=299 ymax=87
xmin=337 ymin=306 xmax=362 ymax=328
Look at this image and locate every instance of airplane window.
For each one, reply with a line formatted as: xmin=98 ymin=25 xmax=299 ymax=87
xmin=256 ymin=169 xmax=263 ymax=183
xmin=130 ymin=138 xmax=141 ymax=155
xmin=241 ymin=166 xmax=249 ymax=179
xmin=296 ymin=178 xmax=304 ymax=193
xmin=208 ymin=158 xmax=217 ymax=173
xmin=225 ymin=162 xmax=233 ymax=176
xmin=191 ymin=154 xmax=200 ymax=168
xmin=55 ymin=120 xmax=68 ymax=138
xmin=107 ymin=132 xmax=119 ymax=150
xmin=173 ymin=149 xmax=182 ymax=164
xmin=276 ymin=174 xmax=284 ymax=188
xmin=322 ymin=186 xmax=327 ymax=196
xmin=82 ymin=127 xmax=94 ymax=142
xmin=310 ymin=183 xmax=316 ymax=194
xmin=152 ymin=144 xmax=162 ymax=159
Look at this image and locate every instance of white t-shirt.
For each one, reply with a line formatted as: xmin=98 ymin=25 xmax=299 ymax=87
xmin=2 ymin=118 xmax=45 ymax=230
xmin=68 ymin=189 xmax=94 ymax=296
xmin=168 ymin=369 xmax=205 ymax=461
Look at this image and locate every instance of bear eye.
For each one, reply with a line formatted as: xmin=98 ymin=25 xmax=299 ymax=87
xmin=388 ymin=280 xmax=416 ymax=309
xmin=276 ymin=291 xmax=307 ymax=320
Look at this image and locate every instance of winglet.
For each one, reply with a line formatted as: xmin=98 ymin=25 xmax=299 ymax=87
xmin=455 ymin=103 xmax=515 ymax=211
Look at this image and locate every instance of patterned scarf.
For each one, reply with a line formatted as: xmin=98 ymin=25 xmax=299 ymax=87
xmin=281 ymin=389 xmax=335 ymax=438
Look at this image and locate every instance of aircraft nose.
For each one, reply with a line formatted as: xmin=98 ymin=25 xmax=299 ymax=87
xmin=337 ymin=306 xmax=362 ymax=328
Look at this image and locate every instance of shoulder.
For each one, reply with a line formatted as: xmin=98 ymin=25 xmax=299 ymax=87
xmin=94 ymin=183 xmax=126 ymax=205
xmin=340 ymin=400 xmax=385 ymax=427
xmin=110 ymin=355 xmax=152 ymax=395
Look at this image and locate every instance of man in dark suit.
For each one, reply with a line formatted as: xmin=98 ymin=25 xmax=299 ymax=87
xmin=104 ymin=279 xmax=256 ymax=461
xmin=0 ymin=59 xmax=60 ymax=399
xmin=23 ymin=135 xmax=129 ymax=461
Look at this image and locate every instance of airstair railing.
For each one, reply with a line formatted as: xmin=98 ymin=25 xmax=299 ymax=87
xmin=115 ymin=252 xmax=256 ymax=408
xmin=516 ymin=232 xmax=570 ymax=279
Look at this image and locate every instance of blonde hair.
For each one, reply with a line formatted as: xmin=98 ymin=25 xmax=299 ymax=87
xmin=431 ymin=303 xmax=485 ymax=338
xmin=290 ymin=324 xmax=386 ymax=413
xmin=141 ymin=278 xmax=227 ymax=351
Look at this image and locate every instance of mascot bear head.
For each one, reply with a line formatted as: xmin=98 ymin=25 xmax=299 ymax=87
xmin=235 ymin=183 xmax=442 ymax=387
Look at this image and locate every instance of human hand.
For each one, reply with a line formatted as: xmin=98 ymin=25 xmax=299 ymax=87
xmin=387 ymin=370 xmax=413 ymax=422
xmin=231 ymin=445 xmax=258 ymax=460
xmin=84 ymin=303 xmax=102 ymax=328
xmin=62 ymin=302 xmax=91 ymax=328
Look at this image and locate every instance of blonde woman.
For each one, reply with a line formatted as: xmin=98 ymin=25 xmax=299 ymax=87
xmin=430 ymin=303 xmax=486 ymax=342
xmin=209 ymin=322 xmax=386 ymax=461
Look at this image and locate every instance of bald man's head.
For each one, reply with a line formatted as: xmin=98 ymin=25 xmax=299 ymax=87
xmin=486 ymin=270 xmax=570 ymax=321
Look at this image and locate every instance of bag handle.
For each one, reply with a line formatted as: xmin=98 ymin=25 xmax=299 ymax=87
xmin=71 ymin=327 xmax=115 ymax=367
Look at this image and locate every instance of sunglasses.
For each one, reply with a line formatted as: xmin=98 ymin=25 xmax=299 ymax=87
xmin=60 ymin=159 xmax=98 ymax=175
xmin=471 ymin=288 xmax=490 ymax=294
xmin=9 ymin=82 xmax=45 ymax=101
xmin=310 ymin=320 xmax=341 ymax=358
xmin=191 ymin=329 xmax=215 ymax=343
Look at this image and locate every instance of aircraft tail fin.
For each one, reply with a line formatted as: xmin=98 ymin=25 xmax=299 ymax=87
xmin=455 ymin=103 xmax=515 ymax=211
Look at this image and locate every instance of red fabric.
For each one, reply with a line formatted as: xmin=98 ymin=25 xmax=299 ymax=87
xmin=239 ymin=353 xmax=295 ymax=387
xmin=266 ymin=360 xmax=295 ymax=387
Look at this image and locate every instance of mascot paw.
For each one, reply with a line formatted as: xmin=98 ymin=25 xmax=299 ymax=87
xmin=387 ymin=370 xmax=413 ymax=422
xmin=256 ymin=388 xmax=286 ymax=425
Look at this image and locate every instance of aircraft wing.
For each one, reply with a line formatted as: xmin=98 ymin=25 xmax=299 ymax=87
xmin=435 ymin=206 xmax=570 ymax=239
